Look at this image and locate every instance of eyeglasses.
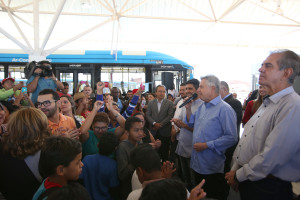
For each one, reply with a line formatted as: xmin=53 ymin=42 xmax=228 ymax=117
xmin=36 ymin=100 xmax=57 ymax=108
xmin=94 ymin=126 xmax=108 ymax=131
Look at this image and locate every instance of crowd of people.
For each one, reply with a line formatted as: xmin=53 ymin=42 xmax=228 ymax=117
xmin=0 ymin=49 xmax=300 ymax=200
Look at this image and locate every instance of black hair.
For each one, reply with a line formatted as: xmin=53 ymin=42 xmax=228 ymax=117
xmin=39 ymin=136 xmax=82 ymax=178
xmin=127 ymin=90 xmax=133 ymax=93
xmin=125 ymin=116 xmax=142 ymax=132
xmin=133 ymin=112 xmax=145 ymax=119
xmin=38 ymin=89 xmax=60 ymax=101
xmin=139 ymin=179 xmax=187 ymax=200
xmin=180 ymin=83 xmax=186 ymax=87
xmin=185 ymin=79 xmax=200 ymax=90
xmin=62 ymin=82 xmax=69 ymax=87
xmin=0 ymin=101 xmax=19 ymax=114
xmin=130 ymin=144 xmax=161 ymax=173
xmin=98 ymin=132 xmax=118 ymax=156
xmin=46 ymin=182 xmax=91 ymax=200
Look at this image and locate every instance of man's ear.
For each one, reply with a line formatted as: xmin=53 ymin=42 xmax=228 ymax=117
xmin=56 ymin=165 xmax=65 ymax=176
xmin=283 ymin=67 xmax=294 ymax=81
xmin=136 ymin=167 xmax=144 ymax=184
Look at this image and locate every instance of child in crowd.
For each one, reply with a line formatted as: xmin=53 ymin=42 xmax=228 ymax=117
xmin=80 ymin=132 xmax=119 ymax=200
xmin=32 ymin=136 xmax=83 ymax=200
xmin=116 ymin=116 xmax=144 ymax=200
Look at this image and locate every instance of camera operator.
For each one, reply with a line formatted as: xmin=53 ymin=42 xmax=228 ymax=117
xmin=26 ymin=60 xmax=64 ymax=104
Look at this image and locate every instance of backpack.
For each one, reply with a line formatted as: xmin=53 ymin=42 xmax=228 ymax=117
xmin=24 ymin=61 xmax=37 ymax=79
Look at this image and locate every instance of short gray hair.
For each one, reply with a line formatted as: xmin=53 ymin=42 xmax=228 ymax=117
xmin=201 ymin=75 xmax=220 ymax=94
xmin=270 ymin=49 xmax=300 ymax=84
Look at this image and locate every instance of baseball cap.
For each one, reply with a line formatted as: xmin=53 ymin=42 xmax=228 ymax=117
xmin=1 ymin=78 xmax=15 ymax=85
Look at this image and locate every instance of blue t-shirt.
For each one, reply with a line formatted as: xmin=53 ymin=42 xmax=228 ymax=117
xmin=26 ymin=76 xmax=57 ymax=104
xmin=80 ymin=154 xmax=119 ymax=200
xmin=82 ymin=129 xmax=115 ymax=157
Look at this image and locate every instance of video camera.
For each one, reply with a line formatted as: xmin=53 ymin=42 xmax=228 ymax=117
xmin=24 ymin=60 xmax=53 ymax=79
xmin=34 ymin=60 xmax=53 ymax=77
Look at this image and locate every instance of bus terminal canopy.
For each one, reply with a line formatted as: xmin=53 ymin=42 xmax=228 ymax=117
xmin=0 ymin=0 xmax=300 ymax=60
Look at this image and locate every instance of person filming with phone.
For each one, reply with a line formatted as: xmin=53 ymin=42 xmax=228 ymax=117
xmin=0 ymin=78 xmax=23 ymax=102
xmin=26 ymin=60 xmax=64 ymax=104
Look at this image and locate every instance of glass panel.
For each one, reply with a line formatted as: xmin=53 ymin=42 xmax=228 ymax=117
xmin=101 ymin=67 xmax=145 ymax=93
xmin=78 ymin=73 xmax=91 ymax=92
xmin=8 ymin=65 xmax=27 ymax=84
xmin=0 ymin=65 xmax=4 ymax=81
xmin=60 ymin=73 xmax=74 ymax=95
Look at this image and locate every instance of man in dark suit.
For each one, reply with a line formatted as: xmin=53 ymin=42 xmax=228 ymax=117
xmin=220 ymin=81 xmax=243 ymax=174
xmin=146 ymin=85 xmax=174 ymax=161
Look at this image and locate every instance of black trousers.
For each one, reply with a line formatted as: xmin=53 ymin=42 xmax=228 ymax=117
xmin=193 ymin=170 xmax=228 ymax=200
xmin=155 ymin=131 xmax=170 ymax=162
xmin=178 ymin=156 xmax=194 ymax=191
xmin=239 ymin=177 xmax=293 ymax=200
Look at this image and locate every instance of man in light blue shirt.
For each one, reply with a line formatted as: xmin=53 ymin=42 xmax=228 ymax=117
xmin=226 ymin=50 xmax=300 ymax=200
xmin=185 ymin=75 xmax=237 ymax=200
xmin=171 ymin=79 xmax=203 ymax=191
xmin=26 ymin=61 xmax=64 ymax=104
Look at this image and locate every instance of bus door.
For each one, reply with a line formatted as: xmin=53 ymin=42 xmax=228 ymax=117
xmin=56 ymin=65 xmax=94 ymax=95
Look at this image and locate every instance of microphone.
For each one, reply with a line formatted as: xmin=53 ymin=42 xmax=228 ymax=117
xmin=179 ymin=93 xmax=198 ymax=108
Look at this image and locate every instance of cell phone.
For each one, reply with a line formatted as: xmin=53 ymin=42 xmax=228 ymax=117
xmin=104 ymin=82 xmax=109 ymax=87
xmin=141 ymin=100 xmax=146 ymax=108
xmin=21 ymin=87 xmax=27 ymax=94
xmin=140 ymin=83 xmax=145 ymax=90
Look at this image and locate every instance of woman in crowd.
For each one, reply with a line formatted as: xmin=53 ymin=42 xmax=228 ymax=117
xmin=0 ymin=100 xmax=19 ymax=124
xmin=74 ymin=92 xmax=91 ymax=118
xmin=60 ymin=95 xmax=85 ymax=128
xmin=0 ymin=107 xmax=50 ymax=200
xmin=242 ymin=85 xmax=267 ymax=126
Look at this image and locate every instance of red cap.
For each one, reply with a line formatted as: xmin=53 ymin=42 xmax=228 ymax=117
xmin=1 ymin=78 xmax=15 ymax=85
xmin=132 ymin=89 xmax=139 ymax=95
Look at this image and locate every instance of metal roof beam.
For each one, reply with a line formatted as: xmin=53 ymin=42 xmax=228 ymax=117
xmin=121 ymin=0 xmax=149 ymax=15
xmin=0 ymin=27 xmax=31 ymax=53
xmin=176 ymin=0 xmax=213 ymax=20
xmin=208 ymin=0 xmax=217 ymax=21
xmin=33 ymin=0 xmax=39 ymax=53
xmin=248 ymin=0 xmax=300 ymax=25
xmin=45 ymin=17 xmax=114 ymax=56
xmin=218 ymin=0 xmax=245 ymax=21
xmin=40 ymin=0 xmax=67 ymax=52
xmin=0 ymin=0 xmax=33 ymax=50
xmin=96 ymin=0 xmax=114 ymax=13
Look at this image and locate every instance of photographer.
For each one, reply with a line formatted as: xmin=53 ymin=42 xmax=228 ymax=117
xmin=26 ymin=60 xmax=64 ymax=104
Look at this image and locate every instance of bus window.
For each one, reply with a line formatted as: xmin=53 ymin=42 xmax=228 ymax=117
xmin=101 ymin=67 xmax=145 ymax=93
xmin=8 ymin=65 xmax=27 ymax=84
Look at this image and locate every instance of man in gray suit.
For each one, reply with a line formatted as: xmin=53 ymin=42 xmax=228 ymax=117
xmin=146 ymin=85 xmax=174 ymax=161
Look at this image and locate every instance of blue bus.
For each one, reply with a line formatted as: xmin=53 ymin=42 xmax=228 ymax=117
xmin=0 ymin=50 xmax=193 ymax=94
